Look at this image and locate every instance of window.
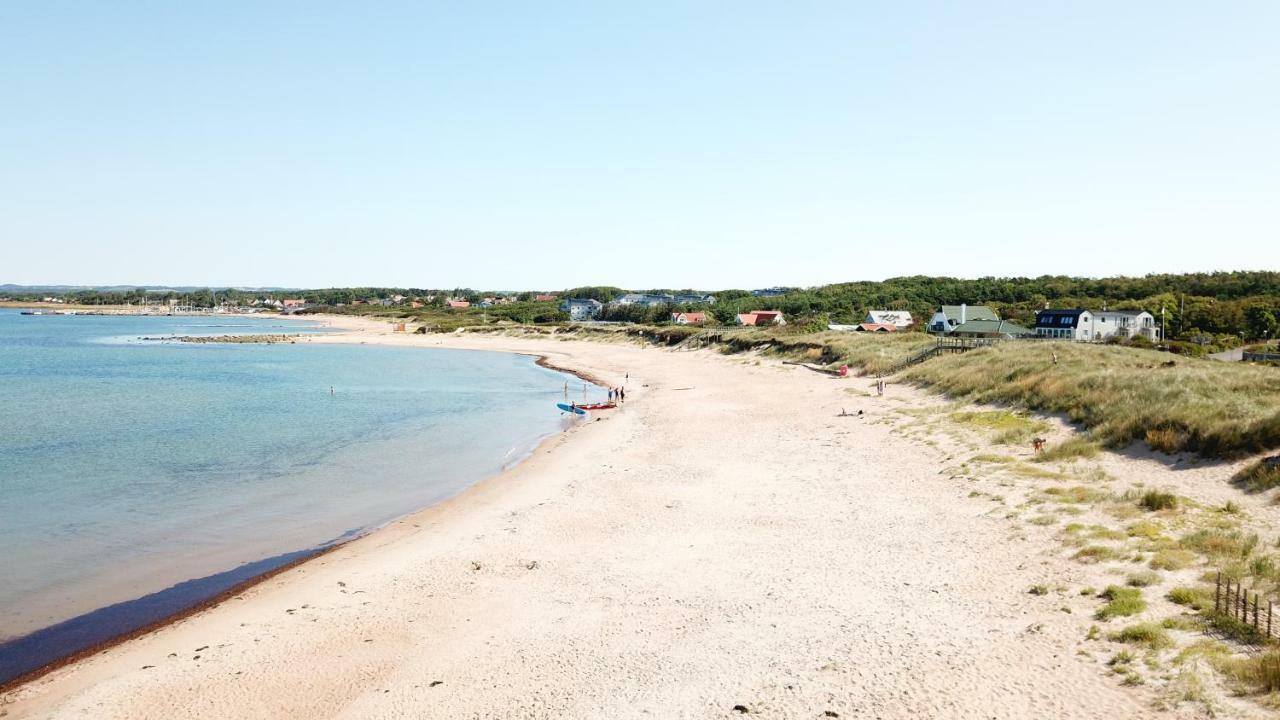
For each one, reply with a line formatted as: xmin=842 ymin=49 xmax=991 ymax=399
xmin=1060 ymin=316 xmax=1072 ymax=325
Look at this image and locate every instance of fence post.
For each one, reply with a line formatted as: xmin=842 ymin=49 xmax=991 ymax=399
xmin=1254 ymin=593 xmax=1260 ymax=631
xmin=1216 ymin=572 xmax=1222 ymax=613
xmin=1269 ymin=600 xmax=1273 ymax=640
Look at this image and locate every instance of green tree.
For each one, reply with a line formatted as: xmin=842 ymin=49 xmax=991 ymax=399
xmin=1245 ymin=304 xmax=1279 ymax=340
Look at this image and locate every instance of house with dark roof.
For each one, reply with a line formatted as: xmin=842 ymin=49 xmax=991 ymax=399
xmin=928 ymin=304 xmax=999 ymax=334
xmin=1035 ymin=308 xmax=1160 ymax=341
xmin=1035 ymin=308 xmax=1093 ymax=340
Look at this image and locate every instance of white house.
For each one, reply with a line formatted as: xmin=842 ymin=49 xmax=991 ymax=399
xmin=560 ymin=298 xmax=603 ymax=321
xmin=864 ymin=310 xmax=914 ymax=329
xmin=1035 ymin=308 xmax=1160 ymax=341
xmin=1093 ymin=310 xmax=1160 ymax=341
xmin=928 ymin=304 xmax=999 ymax=334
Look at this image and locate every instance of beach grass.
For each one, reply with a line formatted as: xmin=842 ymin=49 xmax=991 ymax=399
xmin=898 ymin=341 xmax=1280 ymax=459
xmin=1097 ymin=586 xmax=1147 ymax=620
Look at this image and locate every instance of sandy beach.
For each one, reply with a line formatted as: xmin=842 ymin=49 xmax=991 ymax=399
xmin=3 ymin=316 xmax=1271 ymax=719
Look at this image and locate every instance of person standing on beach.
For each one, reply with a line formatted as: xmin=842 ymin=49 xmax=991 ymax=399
xmin=620 ymin=386 xmax=626 ymax=403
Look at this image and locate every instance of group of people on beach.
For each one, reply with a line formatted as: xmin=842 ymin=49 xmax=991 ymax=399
xmin=608 ymin=386 xmax=626 ymax=403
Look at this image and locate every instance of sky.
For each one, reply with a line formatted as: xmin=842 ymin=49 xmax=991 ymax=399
xmin=2 ymin=1 xmax=1277 ymax=290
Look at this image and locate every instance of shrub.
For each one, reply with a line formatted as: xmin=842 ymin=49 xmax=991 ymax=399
xmin=1181 ymin=529 xmax=1259 ymax=560
xmin=1150 ymin=549 xmax=1198 ymax=571
xmin=1167 ymin=586 xmax=1213 ymax=612
xmin=1139 ymin=490 xmax=1178 ymax=512
xmin=1126 ymin=520 xmax=1165 ymax=540
xmin=1074 ymin=545 xmax=1121 ymax=563
xmin=1097 ymin=586 xmax=1147 ymax=620
xmin=1045 ymin=486 xmax=1111 ymax=504
xmin=1235 ymin=459 xmax=1280 ymax=493
xmin=1111 ymin=622 xmax=1173 ymax=650
xmin=1224 ymin=650 xmax=1280 ymax=694
xmin=1126 ymin=570 xmax=1161 ymax=587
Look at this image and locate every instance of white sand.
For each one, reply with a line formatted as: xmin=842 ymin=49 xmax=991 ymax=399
xmin=3 ymin=317 xmax=1251 ymax=718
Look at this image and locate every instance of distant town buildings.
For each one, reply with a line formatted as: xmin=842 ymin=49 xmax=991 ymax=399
xmin=446 ymin=300 xmax=471 ymax=309
xmin=751 ymin=288 xmax=788 ymax=298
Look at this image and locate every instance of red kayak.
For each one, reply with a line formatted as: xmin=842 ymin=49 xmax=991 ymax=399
xmin=576 ymin=402 xmax=617 ymax=410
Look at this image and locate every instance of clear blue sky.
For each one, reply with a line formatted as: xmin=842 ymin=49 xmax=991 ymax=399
xmin=3 ymin=2 xmax=1277 ymax=290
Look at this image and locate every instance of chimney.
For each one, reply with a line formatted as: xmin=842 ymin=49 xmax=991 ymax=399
xmin=961 ymin=303 xmax=967 ymax=324
xmin=1044 ymin=301 xmax=1050 ymax=310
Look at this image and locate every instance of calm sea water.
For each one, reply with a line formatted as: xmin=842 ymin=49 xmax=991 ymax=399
xmin=0 ymin=310 xmax=592 ymax=681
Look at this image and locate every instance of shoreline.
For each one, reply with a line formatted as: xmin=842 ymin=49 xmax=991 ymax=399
xmin=0 ymin=323 xmax=605 ymax=696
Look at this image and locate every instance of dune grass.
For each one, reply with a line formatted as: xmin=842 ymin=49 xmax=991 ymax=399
xmin=1111 ymin=622 xmax=1173 ymax=650
xmin=1219 ymin=651 xmax=1280 ymax=694
xmin=1033 ymin=437 xmax=1100 ymax=463
xmin=1236 ymin=459 xmax=1280 ymax=493
xmin=899 ymin=341 xmax=1280 ymax=459
xmin=1097 ymin=586 xmax=1147 ymax=620
xmin=1139 ymin=490 xmax=1179 ymax=512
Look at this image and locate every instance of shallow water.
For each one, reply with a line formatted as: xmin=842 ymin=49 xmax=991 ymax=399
xmin=0 ymin=310 xmax=594 ymax=681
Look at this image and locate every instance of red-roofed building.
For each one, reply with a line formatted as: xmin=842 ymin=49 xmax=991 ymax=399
xmin=446 ymin=300 xmax=471 ymax=309
xmin=856 ymin=323 xmax=898 ymax=332
xmin=736 ymin=311 xmax=785 ymax=326
xmin=672 ymin=312 xmax=706 ymax=325
xmin=534 ymin=294 xmax=559 ymax=302
xmin=282 ymin=298 xmax=306 ymax=309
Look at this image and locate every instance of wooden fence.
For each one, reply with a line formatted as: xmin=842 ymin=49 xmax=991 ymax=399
xmin=1216 ymin=572 xmax=1277 ymax=641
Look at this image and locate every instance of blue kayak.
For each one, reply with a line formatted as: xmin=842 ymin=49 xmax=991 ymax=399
xmin=556 ymin=402 xmax=587 ymax=415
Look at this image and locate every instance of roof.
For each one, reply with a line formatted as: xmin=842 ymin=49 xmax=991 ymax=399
xmin=673 ymin=311 xmax=705 ymax=322
xmin=937 ymin=305 xmax=998 ymax=322
xmin=1035 ymin=308 xmax=1088 ymax=328
xmin=858 ymin=323 xmax=898 ymax=332
xmin=952 ymin=319 xmax=1034 ymax=337
xmin=446 ymin=300 xmax=470 ymax=308
xmin=866 ymin=310 xmax=913 ymax=326
xmin=737 ymin=311 xmax=783 ymax=326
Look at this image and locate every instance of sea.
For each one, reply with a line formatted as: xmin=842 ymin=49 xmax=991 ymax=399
xmin=0 ymin=310 xmax=594 ymax=685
